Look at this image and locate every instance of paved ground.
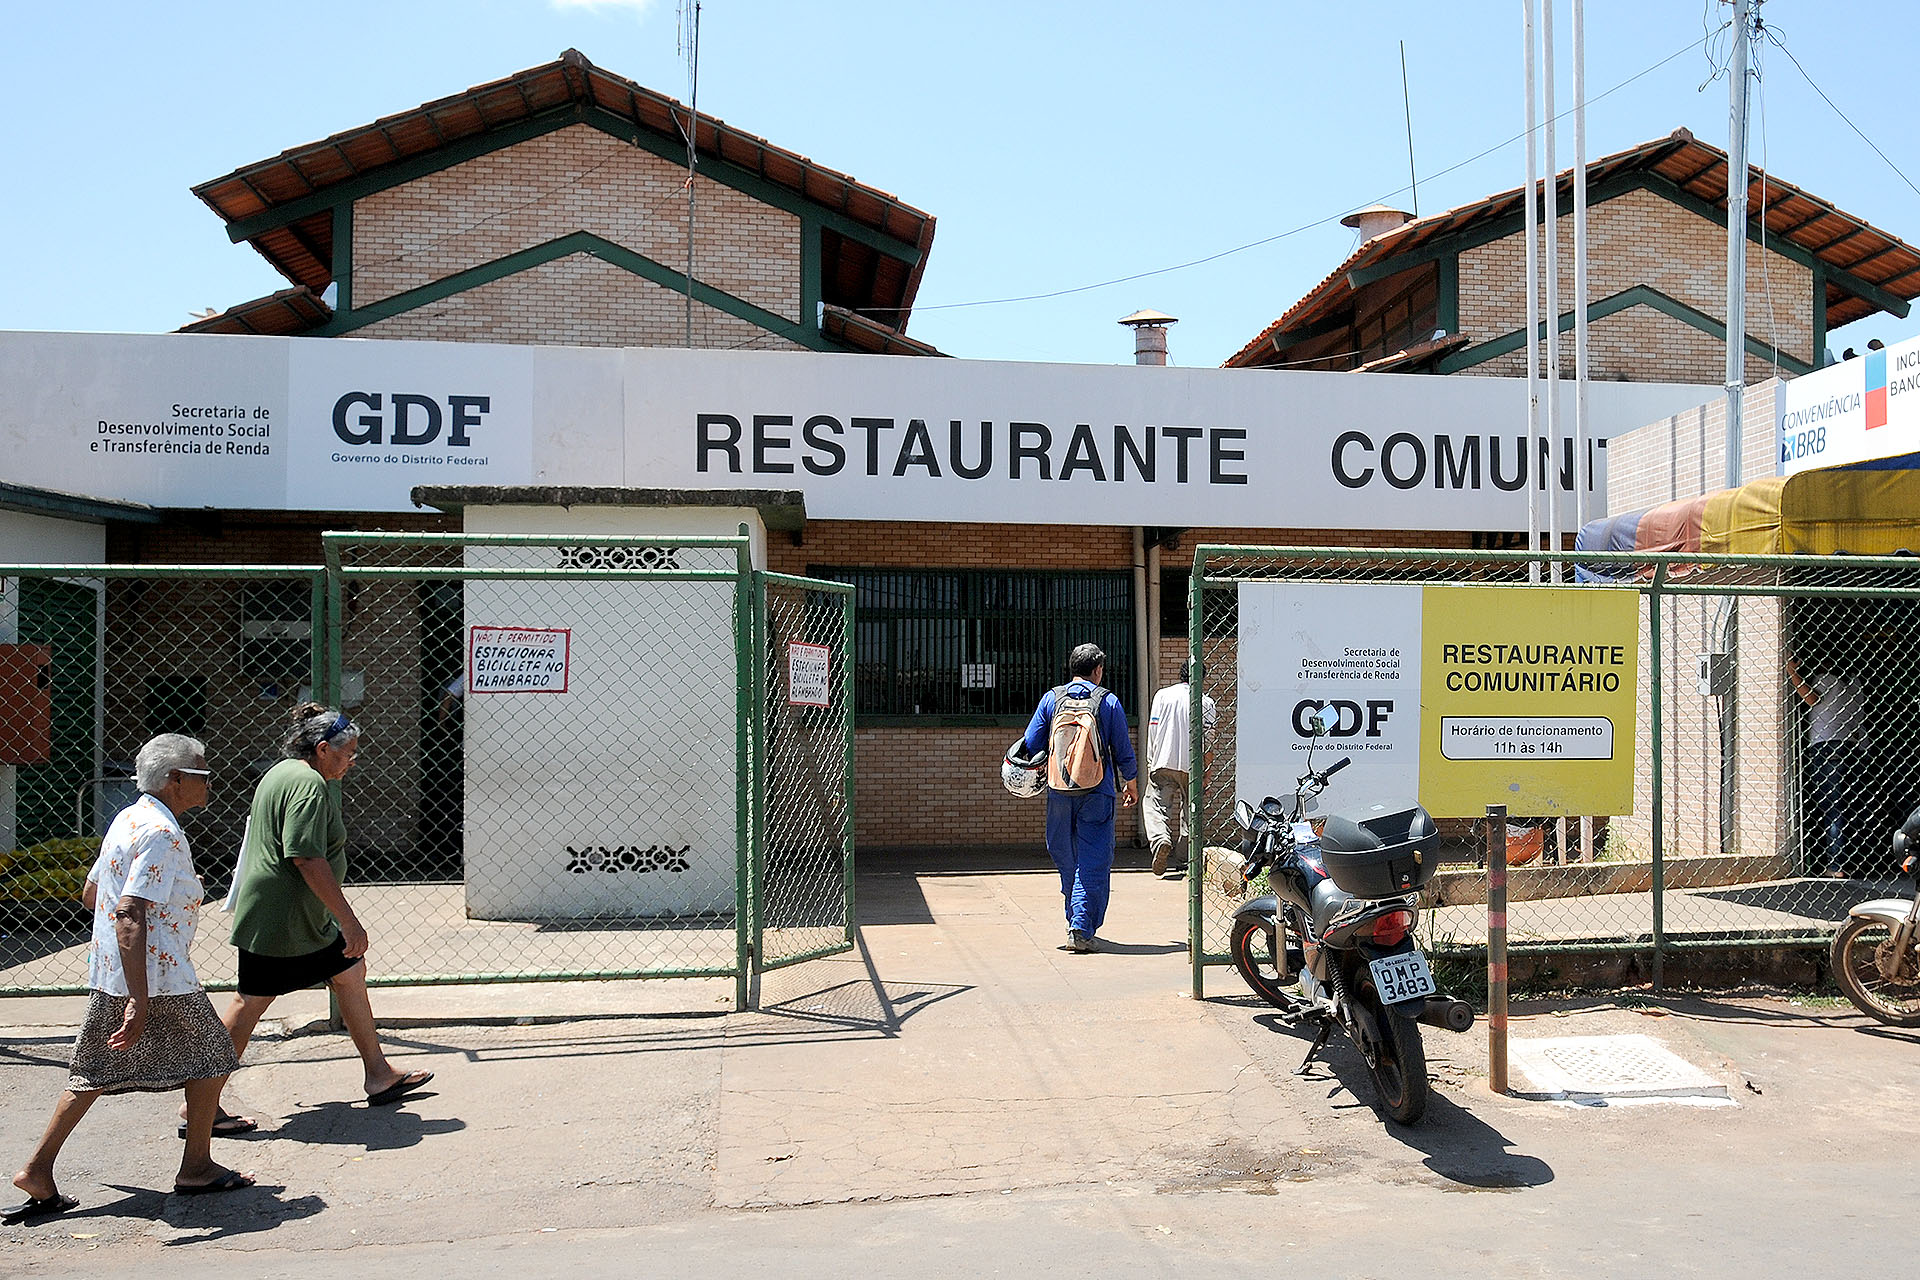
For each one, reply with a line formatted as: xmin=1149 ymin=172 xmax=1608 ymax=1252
xmin=3 ymin=851 xmax=1918 ymax=1277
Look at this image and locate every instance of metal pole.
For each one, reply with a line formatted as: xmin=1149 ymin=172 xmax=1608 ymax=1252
xmin=1572 ymin=0 xmax=1590 ymax=536
xmin=1542 ymin=0 xmax=1563 ymax=582
xmin=1189 ymin=562 xmax=1207 ymax=1001
xmin=1572 ymin=0 xmax=1590 ymax=863
xmin=841 ymin=588 xmax=858 ymax=947
xmin=1522 ymin=0 xmax=1542 ymax=584
xmin=1650 ymin=564 xmax=1668 ymax=990
xmin=734 ymin=533 xmax=753 ymax=1012
xmin=1488 ymin=803 xmax=1510 ymax=1095
xmin=684 ymin=1 xmax=701 ymax=348
xmin=1400 ymin=40 xmax=1419 ymax=217
xmin=323 ymin=558 xmax=345 ymax=1032
xmin=1725 ymin=0 xmax=1753 ymax=488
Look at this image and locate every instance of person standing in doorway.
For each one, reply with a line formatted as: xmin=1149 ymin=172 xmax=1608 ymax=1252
xmin=1786 ymin=655 xmax=1867 ymax=878
xmin=1144 ymin=662 xmax=1218 ymax=878
xmin=1022 ymin=643 xmax=1138 ymax=952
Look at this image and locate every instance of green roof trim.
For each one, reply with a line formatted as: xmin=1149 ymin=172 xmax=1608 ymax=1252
xmin=222 ymin=103 xmax=923 ymax=284
xmin=313 ymin=231 xmax=832 ymax=349
xmin=1435 ymin=283 xmax=1814 ymax=377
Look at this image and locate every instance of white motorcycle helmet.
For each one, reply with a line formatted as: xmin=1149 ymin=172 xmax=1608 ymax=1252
xmin=1002 ymin=740 xmax=1048 ymax=798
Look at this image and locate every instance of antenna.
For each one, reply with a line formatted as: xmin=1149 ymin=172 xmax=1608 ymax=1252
xmin=1400 ymin=41 xmax=1419 ymax=217
xmin=679 ymin=1 xmax=702 ymax=347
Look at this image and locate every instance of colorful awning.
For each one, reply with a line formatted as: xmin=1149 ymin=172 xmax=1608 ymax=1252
xmin=1577 ymin=459 xmax=1920 ymax=574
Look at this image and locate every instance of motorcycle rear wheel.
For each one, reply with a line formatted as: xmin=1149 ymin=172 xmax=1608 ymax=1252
xmin=1365 ymin=1003 xmax=1429 ymax=1125
xmin=1229 ymin=914 xmax=1295 ymax=1011
xmin=1831 ymin=916 xmax=1920 ymax=1027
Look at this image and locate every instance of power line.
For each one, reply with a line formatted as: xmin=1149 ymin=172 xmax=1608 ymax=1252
xmin=1762 ymin=25 xmax=1920 ymax=200
xmin=898 ymin=29 xmax=1714 ymax=316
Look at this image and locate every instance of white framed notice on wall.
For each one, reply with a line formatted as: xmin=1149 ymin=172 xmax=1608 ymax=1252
xmin=468 ymin=626 xmax=571 ymax=694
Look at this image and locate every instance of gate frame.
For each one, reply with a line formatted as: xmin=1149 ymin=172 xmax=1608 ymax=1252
xmin=321 ymin=532 xmax=856 ymax=1010
xmin=1186 ymin=543 xmax=1920 ymax=998
xmin=749 ymin=570 xmax=858 ymax=980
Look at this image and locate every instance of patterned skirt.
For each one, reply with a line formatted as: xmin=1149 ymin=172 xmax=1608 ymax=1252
xmin=67 ymin=990 xmax=240 ymax=1095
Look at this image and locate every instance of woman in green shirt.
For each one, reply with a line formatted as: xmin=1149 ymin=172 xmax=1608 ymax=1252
xmin=216 ymin=704 xmax=433 ymax=1115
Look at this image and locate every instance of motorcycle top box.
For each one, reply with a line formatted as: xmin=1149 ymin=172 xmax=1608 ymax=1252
xmin=1318 ymin=800 xmax=1440 ymax=896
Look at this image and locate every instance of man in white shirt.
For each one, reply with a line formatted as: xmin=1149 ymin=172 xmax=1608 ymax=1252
xmin=1786 ymin=655 xmax=1867 ymax=877
xmin=1144 ymin=663 xmax=1218 ymax=877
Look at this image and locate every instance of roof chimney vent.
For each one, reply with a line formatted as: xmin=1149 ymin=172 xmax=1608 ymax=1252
xmin=1119 ymin=309 xmax=1179 ymax=366
xmin=1341 ymin=204 xmax=1414 ymax=243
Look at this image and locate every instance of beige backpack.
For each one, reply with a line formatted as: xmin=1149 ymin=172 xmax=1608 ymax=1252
xmin=1046 ymin=684 xmax=1109 ymax=794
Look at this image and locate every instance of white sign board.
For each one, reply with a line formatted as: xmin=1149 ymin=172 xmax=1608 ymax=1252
xmin=1236 ymin=582 xmax=1422 ymax=810
xmin=787 ymin=642 xmax=831 ymax=707
xmin=468 ymin=626 xmax=570 ymax=694
xmin=0 ymin=329 xmax=1715 ymax=529
xmin=1779 ymin=332 xmax=1920 ymax=474
xmin=1239 ymin=582 xmax=1639 ymax=819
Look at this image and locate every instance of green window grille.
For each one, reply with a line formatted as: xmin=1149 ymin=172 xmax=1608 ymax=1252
xmin=810 ymin=568 xmax=1135 ymax=723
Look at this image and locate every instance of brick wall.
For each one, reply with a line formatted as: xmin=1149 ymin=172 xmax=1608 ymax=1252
xmin=1457 ymin=187 xmax=1811 ymax=385
xmin=106 ymin=511 xmax=456 ymax=566
xmin=354 ymin=124 xmax=800 ymax=323
xmin=1603 ymin=380 xmax=1779 ymax=513
xmin=353 ymin=254 xmax=802 ymax=351
xmin=773 ymin=521 xmax=1476 ymax=850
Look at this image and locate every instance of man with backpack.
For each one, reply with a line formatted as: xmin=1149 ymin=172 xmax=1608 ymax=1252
xmin=1020 ymin=643 xmax=1139 ymax=953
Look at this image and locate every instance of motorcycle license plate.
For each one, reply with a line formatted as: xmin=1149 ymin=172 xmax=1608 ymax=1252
xmin=1369 ymin=952 xmax=1436 ymax=1004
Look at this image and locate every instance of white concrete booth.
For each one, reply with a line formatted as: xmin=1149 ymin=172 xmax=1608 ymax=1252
xmin=418 ymin=487 xmax=800 ymax=922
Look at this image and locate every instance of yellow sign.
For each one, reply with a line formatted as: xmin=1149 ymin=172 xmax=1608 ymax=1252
xmin=1417 ymin=585 xmax=1638 ymax=818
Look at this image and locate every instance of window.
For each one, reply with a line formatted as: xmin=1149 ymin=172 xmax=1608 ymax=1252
xmin=811 ymin=568 xmax=1134 ymax=722
xmin=241 ymin=580 xmax=312 ymax=694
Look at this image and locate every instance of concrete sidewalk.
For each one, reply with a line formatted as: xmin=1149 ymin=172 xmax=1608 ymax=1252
xmin=4 ymin=851 xmax=1920 ymax=1277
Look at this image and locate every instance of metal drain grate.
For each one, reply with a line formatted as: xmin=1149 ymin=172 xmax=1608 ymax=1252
xmin=1507 ymin=1034 xmax=1732 ymax=1103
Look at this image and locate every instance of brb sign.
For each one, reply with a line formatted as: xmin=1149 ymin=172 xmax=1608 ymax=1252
xmin=287 ymin=338 xmax=534 ymax=509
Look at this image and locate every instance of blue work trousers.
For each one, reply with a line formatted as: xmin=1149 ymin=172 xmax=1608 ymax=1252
xmin=1046 ymin=790 xmax=1117 ymax=935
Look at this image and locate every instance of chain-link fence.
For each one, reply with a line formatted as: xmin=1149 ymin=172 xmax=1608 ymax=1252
xmin=1 ymin=565 xmax=324 ymax=994
xmin=1186 ymin=546 xmax=1920 ymax=994
xmin=1 ymin=540 xmax=854 ymax=1007
xmin=756 ymin=573 xmax=855 ymax=973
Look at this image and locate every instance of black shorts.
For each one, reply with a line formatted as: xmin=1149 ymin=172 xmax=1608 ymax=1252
xmin=237 ymin=934 xmax=359 ymax=998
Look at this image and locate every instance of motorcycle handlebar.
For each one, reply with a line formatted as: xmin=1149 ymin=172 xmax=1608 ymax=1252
xmin=1321 ymin=757 xmax=1351 ymax=780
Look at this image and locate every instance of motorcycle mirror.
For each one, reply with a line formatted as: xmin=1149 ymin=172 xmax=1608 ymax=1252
xmin=1311 ymin=705 xmax=1339 ymax=737
xmin=1234 ymin=799 xmax=1255 ymax=830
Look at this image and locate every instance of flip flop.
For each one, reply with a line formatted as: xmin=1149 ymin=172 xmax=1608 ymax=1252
xmin=3 ymin=1193 xmax=78 ymax=1225
xmin=172 ymin=1169 xmax=255 ymax=1197
xmin=177 ymin=1113 xmax=259 ymax=1139
xmin=365 ymin=1070 xmax=434 ymax=1106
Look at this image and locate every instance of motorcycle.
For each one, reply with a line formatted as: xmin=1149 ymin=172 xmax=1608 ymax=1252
xmin=1831 ymin=802 xmax=1920 ymax=1026
xmin=1227 ymin=708 xmax=1474 ymax=1125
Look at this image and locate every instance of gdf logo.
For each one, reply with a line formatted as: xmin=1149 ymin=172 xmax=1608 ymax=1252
xmin=331 ymin=392 xmax=491 ymax=447
xmin=1292 ymin=698 xmax=1394 ymax=738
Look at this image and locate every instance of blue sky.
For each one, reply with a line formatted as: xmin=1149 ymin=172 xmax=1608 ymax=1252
xmin=1 ymin=0 xmax=1914 ymax=367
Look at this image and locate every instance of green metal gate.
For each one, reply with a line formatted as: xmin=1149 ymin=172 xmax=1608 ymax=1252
xmin=1185 ymin=544 xmax=1920 ymax=994
xmin=1 ymin=543 xmax=854 ymax=1008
